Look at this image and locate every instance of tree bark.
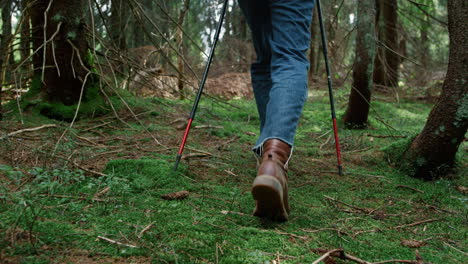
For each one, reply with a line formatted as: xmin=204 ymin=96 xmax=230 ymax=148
xmin=110 ymin=0 xmax=128 ymax=51
xmin=373 ymin=0 xmax=385 ymax=86
xmin=403 ymin=0 xmax=468 ymax=179
xmin=30 ymin=0 xmax=46 ymax=76
xmin=30 ymin=0 xmax=91 ymax=105
xmin=383 ymin=0 xmax=399 ymax=87
xmin=1 ymin=0 xmax=13 ymax=119
xmin=343 ymin=0 xmax=376 ymax=128
xmin=1 ymin=0 xmax=13 ymax=76
xmin=176 ymin=0 xmax=190 ymax=100
xmin=20 ymin=0 xmax=32 ymax=73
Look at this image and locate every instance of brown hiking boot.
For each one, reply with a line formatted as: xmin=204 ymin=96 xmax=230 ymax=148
xmin=252 ymin=139 xmax=291 ymax=221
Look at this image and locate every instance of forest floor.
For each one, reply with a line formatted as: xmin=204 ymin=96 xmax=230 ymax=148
xmin=0 ymin=83 xmax=467 ymax=263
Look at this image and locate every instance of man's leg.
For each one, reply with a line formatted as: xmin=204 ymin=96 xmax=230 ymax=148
xmin=255 ymin=0 xmax=315 ymax=149
xmin=251 ymin=0 xmax=315 ymax=221
xmin=238 ymin=0 xmax=272 ymax=134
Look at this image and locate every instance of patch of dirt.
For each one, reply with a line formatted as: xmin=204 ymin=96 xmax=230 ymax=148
xmin=128 ymin=69 xmax=179 ymax=99
xmin=204 ymin=72 xmax=253 ymax=99
xmin=128 ymin=72 xmax=253 ymax=99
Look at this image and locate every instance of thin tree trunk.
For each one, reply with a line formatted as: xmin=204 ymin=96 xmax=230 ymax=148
xmin=373 ymin=0 xmax=386 ymax=86
xmin=30 ymin=0 xmax=46 ymax=76
xmin=1 ymin=0 xmax=13 ymax=79
xmin=1 ymin=0 xmax=13 ymax=118
xmin=20 ymin=0 xmax=32 ymax=74
xmin=176 ymin=0 xmax=190 ymax=100
xmin=110 ymin=0 xmax=127 ymax=51
xmin=403 ymin=0 xmax=467 ymax=179
xmin=383 ymin=0 xmax=399 ymax=87
xmin=343 ymin=0 xmax=376 ymax=128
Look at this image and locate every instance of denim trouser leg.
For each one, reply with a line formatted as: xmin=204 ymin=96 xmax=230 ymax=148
xmin=238 ymin=0 xmax=272 ymax=133
xmin=238 ymin=0 xmax=315 ymax=154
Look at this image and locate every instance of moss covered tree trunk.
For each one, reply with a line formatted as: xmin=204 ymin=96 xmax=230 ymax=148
xmin=343 ymin=0 xmax=376 ymax=128
xmin=403 ymin=0 xmax=467 ymax=179
xmin=30 ymin=0 xmax=90 ymax=105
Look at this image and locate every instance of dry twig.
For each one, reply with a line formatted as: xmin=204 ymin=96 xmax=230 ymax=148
xmin=138 ymin=222 xmax=155 ymax=239
xmin=312 ymin=248 xmax=423 ymax=264
xmin=390 ymin=218 xmax=440 ymax=230
xmin=1 ymin=124 xmax=57 ymax=139
xmin=96 ymin=236 xmax=137 ymax=248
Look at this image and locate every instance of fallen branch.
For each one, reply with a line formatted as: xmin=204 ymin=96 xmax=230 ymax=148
xmin=324 ymin=195 xmax=372 ymax=214
xmin=320 ymin=170 xmax=388 ymax=180
xmin=390 ymin=218 xmax=440 ymax=230
xmin=312 ymin=248 xmax=344 ymax=264
xmin=443 ymin=242 xmax=468 ymax=256
xmin=138 ymin=222 xmax=155 ymax=239
xmin=396 ymin=185 xmax=424 ymax=193
xmin=182 ymin=153 xmax=212 ymax=160
xmin=366 ymin=134 xmax=407 ymax=139
xmin=273 ymin=229 xmax=308 ymax=240
xmin=96 ymin=236 xmax=138 ymax=248
xmin=302 ymin=227 xmax=350 ymax=236
xmin=93 ymin=187 xmax=110 ymax=200
xmin=71 ymin=161 xmax=108 ymax=177
xmin=221 ymin=210 xmax=245 ymax=216
xmin=312 ymin=248 xmax=422 ymax=264
xmin=1 ymin=124 xmax=57 ymax=139
xmin=194 ymin=125 xmax=223 ymax=129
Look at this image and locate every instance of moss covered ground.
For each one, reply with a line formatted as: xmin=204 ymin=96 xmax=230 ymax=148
xmin=0 ymin=89 xmax=466 ymax=263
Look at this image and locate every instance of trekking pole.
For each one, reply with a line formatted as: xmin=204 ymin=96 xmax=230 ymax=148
xmin=174 ymin=0 xmax=229 ymax=171
xmin=316 ymin=0 xmax=344 ymax=176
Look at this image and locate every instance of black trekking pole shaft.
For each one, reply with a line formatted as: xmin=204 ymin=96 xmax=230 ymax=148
xmin=174 ymin=0 xmax=229 ymax=171
xmin=316 ymin=0 xmax=343 ymax=176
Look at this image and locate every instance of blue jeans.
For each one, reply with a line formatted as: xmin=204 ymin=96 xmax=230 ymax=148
xmin=238 ymin=0 xmax=315 ymax=154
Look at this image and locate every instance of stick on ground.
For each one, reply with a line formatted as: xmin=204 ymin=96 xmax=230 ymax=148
xmin=1 ymin=124 xmax=57 ymax=139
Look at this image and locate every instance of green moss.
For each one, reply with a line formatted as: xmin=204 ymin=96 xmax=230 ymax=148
xmin=454 ymin=93 xmax=468 ymax=127
xmin=103 ymin=157 xmax=189 ymax=192
xmin=37 ymin=80 xmax=108 ymax=121
xmin=381 ymin=136 xmax=415 ymax=166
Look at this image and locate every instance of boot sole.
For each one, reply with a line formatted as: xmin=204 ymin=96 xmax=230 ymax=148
xmin=252 ymin=175 xmax=288 ymax=221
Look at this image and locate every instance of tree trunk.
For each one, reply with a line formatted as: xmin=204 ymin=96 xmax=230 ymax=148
xmin=418 ymin=14 xmax=430 ymax=82
xmin=30 ymin=0 xmax=46 ymax=76
xmin=176 ymin=0 xmax=190 ymax=100
xmin=373 ymin=0 xmax=385 ymax=86
xmin=1 ymin=0 xmax=13 ymax=119
xmin=110 ymin=0 xmax=127 ymax=51
xmin=383 ymin=0 xmax=399 ymax=87
xmin=132 ymin=0 xmax=151 ymax=48
xmin=31 ymin=0 xmax=91 ymax=105
xmin=1 ymin=0 xmax=13 ymax=79
xmin=343 ymin=0 xmax=376 ymax=128
xmin=20 ymin=0 xmax=32 ymax=74
xmin=403 ymin=0 xmax=467 ymax=179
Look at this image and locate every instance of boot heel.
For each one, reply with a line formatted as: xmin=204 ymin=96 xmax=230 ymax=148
xmin=252 ymin=175 xmax=288 ymax=221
